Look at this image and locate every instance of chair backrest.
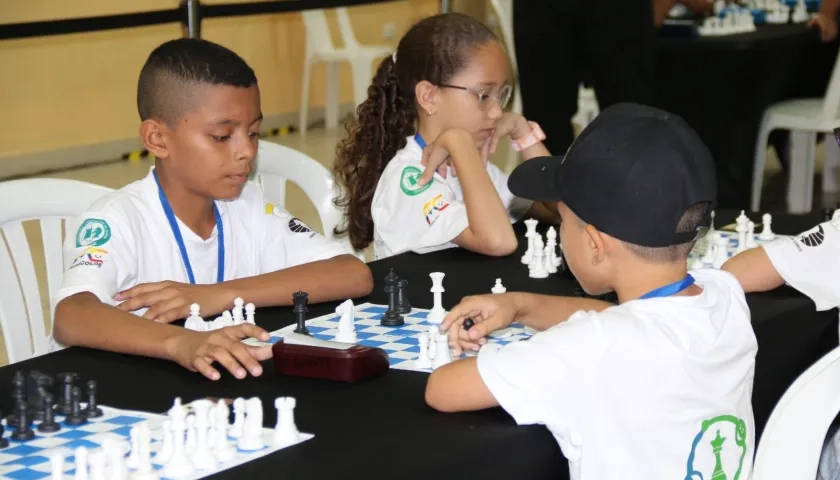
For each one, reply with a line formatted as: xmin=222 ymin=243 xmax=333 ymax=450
xmin=821 ymin=46 xmax=840 ymax=121
xmin=0 ymin=178 xmax=113 ymax=364
xmin=301 ymin=9 xmax=338 ymax=55
xmin=489 ymin=0 xmax=517 ymax=74
xmin=335 ymin=8 xmax=362 ymax=50
xmin=752 ymin=345 xmax=840 ymax=479
xmin=254 ymin=140 xmax=343 ymax=241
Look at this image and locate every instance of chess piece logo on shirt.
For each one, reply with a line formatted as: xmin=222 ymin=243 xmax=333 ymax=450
xmin=684 ymin=415 xmax=748 ymax=480
xmin=288 ymin=218 xmax=314 ymax=237
xmin=794 ymin=225 xmax=825 ymax=248
xmin=69 ymin=247 xmax=109 ymax=270
xmin=423 ymin=194 xmax=449 ymax=226
xmin=75 ymin=218 xmax=111 ymax=247
xmin=399 ymin=166 xmax=433 ymax=196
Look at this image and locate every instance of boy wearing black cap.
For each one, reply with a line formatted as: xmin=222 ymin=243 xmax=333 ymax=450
xmin=427 ymin=103 xmax=757 ymax=480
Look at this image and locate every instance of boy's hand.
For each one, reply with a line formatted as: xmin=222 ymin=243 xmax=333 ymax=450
xmin=115 ymin=281 xmax=231 ymax=323
xmin=441 ymin=293 xmax=518 ymax=356
xmin=810 ymin=13 xmax=838 ymax=42
xmin=167 ymin=324 xmax=272 ymax=380
xmin=488 ymin=112 xmax=531 ymax=154
xmin=419 ymin=129 xmax=483 ymax=184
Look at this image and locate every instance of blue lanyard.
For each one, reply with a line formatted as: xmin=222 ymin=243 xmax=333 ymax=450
xmin=639 ymin=275 xmax=695 ymax=300
xmin=153 ymin=170 xmax=224 ymax=284
xmin=414 ymin=133 xmax=427 ymax=149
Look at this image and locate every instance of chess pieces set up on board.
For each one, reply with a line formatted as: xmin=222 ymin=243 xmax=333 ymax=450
xmin=691 ymin=210 xmax=776 ymax=270
xmin=185 ymin=297 xmax=255 ymax=332
xmin=700 ymin=2 xmax=756 ymax=35
xmin=521 ymin=219 xmax=563 ymax=279
xmin=0 ymin=371 xmax=103 ymax=448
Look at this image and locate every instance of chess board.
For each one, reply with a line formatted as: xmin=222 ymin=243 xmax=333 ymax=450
xmin=687 ymin=230 xmax=788 ymax=267
xmin=0 ymin=404 xmax=313 ymax=480
xmin=263 ymin=303 xmax=534 ymax=373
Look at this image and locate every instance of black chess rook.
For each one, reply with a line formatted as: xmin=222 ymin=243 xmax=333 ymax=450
xmin=85 ymin=380 xmax=103 ymax=418
xmin=396 ymin=279 xmax=411 ymax=314
xmin=293 ymin=291 xmax=310 ymax=335
xmin=381 ymin=275 xmax=404 ymax=327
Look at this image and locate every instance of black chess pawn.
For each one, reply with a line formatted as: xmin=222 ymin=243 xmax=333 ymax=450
xmin=84 ymin=380 xmax=103 ymax=418
xmin=463 ymin=318 xmax=475 ymax=330
xmin=381 ymin=275 xmax=404 ymax=326
xmin=293 ymin=291 xmax=310 ymax=335
xmin=11 ymin=400 xmax=34 ymax=441
xmin=64 ymin=386 xmax=87 ymax=426
xmin=0 ymin=412 xmax=7 ymax=449
xmin=6 ymin=371 xmax=26 ymax=424
xmin=396 ymin=279 xmax=411 ymax=314
xmin=38 ymin=393 xmax=60 ymax=433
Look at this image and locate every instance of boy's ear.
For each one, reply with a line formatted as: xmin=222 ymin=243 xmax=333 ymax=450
xmin=415 ymin=80 xmax=439 ymax=116
xmin=585 ymin=224 xmax=607 ymax=266
xmin=139 ymin=119 xmax=171 ymax=159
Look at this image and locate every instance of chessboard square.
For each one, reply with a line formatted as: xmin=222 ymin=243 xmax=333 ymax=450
xmin=360 ymin=305 xmax=387 ymax=314
xmin=359 ymin=326 xmax=399 ymax=335
xmin=402 ymin=345 xmax=421 ymax=353
xmin=2 ymin=455 xmax=50 ymax=468
xmin=365 ymin=334 xmax=405 ymax=343
xmin=2 ymin=445 xmax=42 ymax=457
xmin=27 ymin=436 xmax=71 ymax=449
xmin=408 ymin=311 xmax=428 ymax=319
xmin=389 ymin=350 xmax=418 ymax=360
xmin=401 ymin=323 xmax=431 ymax=332
xmin=268 ymin=336 xmax=283 ymax=344
xmin=306 ymin=326 xmax=331 ymax=335
xmin=354 ymin=330 xmax=383 ymax=340
xmin=394 ymin=336 xmax=421 ymax=345
xmin=0 ymin=452 xmax=19 ymax=464
xmin=378 ymin=342 xmax=412 ymax=352
xmin=356 ymin=318 xmax=380 ymax=327
xmin=2 ymin=468 xmax=51 ymax=480
xmin=61 ymin=439 xmax=100 ymax=450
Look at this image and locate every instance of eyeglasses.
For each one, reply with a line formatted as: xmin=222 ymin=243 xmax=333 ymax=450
xmin=438 ymin=83 xmax=513 ymax=111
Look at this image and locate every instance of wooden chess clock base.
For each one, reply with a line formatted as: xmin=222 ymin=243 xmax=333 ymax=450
xmin=272 ymin=333 xmax=390 ymax=383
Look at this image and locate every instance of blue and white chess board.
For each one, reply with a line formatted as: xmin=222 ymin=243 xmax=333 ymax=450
xmin=687 ymin=230 xmax=788 ymax=268
xmin=265 ymin=303 xmax=535 ymax=373
xmin=0 ymin=405 xmax=312 ymax=480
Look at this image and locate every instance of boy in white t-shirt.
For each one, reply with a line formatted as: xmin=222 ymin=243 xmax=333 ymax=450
xmin=53 ymin=39 xmax=372 ymax=381
xmin=723 ymin=207 xmax=840 ymax=480
xmin=331 ymin=14 xmax=558 ymax=261
xmin=426 ymin=103 xmax=758 ymax=480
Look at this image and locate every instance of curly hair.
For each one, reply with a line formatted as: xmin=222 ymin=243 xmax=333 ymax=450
xmin=332 ymin=13 xmax=499 ymax=251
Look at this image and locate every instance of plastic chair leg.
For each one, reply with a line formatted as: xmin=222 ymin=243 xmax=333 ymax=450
xmin=299 ymin=59 xmax=313 ymax=136
xmin=325 ymin=61 xmax=340 ymax=130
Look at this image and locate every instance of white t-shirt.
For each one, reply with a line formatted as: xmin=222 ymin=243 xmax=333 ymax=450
xmin=762 ymin=215 xmax=840 ymax=311
xmin=370 ymin=135 xmax=533 ymax=260
xmin=54 ymin=168 xmax=350 ymax=347
xmin=477 ymin=269 xmax=757 ymax=480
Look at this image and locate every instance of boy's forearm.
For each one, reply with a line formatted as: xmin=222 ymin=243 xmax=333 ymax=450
xmin=54 ymin=293 xmax=183 ymax=360
xmin=525 ymin=201 xmax=561 ymax=225
xmin=821 ymin=0 xmax=840 ymax=17
xmin=223 ymin=254 xmax=373 ymax=307
xmin=721 ymin=247 xmax=785 ymax=293
xmin=511 ymin=292 xmax=613 ymax=330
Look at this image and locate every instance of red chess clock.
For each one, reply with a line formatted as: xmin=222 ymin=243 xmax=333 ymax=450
xmin=272 ymin=333 xmax=390 ymax=383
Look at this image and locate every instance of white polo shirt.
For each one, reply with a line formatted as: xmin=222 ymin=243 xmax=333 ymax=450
xmin=370 ymin=135 xmax=533 ymax=260
xmin=477 ymin=269 xmax=757 ymax=480
xmin=55 ymin=168 xmax=350 ymax=330
xmin=762 ymin=215 xmax=840 ymax=311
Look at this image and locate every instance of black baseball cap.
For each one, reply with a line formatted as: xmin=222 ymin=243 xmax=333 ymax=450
xmin=508 ymin=103 xmax=716 ymax=248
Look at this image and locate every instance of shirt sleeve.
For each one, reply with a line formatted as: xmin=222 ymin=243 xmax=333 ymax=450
xmin=56 ymin=213 xmax=137 ymax=306
xmin=476 ymin=310 xmax=601 ymax=459
xmin=486 ymin=163 xmax=534 ymax=223
xmin=261 ymin=201 xmax=352 ymax=273
xmin=372 ymin=165 xmax=470 ymax=256
xmin=762 ymin=218 xmax=840 ymax=311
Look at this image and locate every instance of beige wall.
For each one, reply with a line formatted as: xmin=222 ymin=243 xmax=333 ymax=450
xmin=0 ymin=0 xmax=439 ymax=168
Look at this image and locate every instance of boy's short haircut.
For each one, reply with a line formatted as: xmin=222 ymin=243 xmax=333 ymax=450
xmin=507 ymin=102 xmax=717 ymax=261
xmin=137 ymin=38 xmax=257 ymax=125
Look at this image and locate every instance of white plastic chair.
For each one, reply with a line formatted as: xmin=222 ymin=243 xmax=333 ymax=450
xmin=254 ymin=140 xmax=363 ymax=260
xmin=751 ymin=46 xmax=840 ymax=214
xmin=298 ymin=8 xmax=392 ymax=135
xmin=0 ymin=178 xmax=113 ymax=364
xmin=488 ymin=0 xmax=599 ymax=173
xmin=752 ymin=345 xmax=840 ymax=479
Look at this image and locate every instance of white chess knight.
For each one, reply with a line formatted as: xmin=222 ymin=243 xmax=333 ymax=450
xmin=237 ymin=397 xmax=265 ymax=451
xmin=427 ymin=272 xmax=446 ymax=324
xmin=521 ymin=218 xmax=539 ymax=264
xmin=334 ymin=299 xmax=357 ymax=343
xmin=273 ymin=397 xmax=301 ymax=447
xmin=185 ymin=303 xmax=205 ymax=331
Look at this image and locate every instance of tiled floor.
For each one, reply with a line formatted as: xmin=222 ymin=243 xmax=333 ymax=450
xmin=0 ymin=123 xmax=826 ymax=367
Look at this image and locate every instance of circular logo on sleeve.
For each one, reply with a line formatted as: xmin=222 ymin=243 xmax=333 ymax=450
xmin=75 ymin=218 xmax=112 ymax=247
xmin=399 ymin=166 xmax=433 ymax=196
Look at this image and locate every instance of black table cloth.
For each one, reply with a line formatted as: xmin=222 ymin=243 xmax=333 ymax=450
xmin=0 ymin=210 xmax=835 ymax=479
xmin=655 ymin=24 xmax=840 ymax=208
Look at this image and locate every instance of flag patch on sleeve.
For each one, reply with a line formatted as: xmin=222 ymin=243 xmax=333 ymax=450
xmin=423 ymin=194 xmax=449 ymax=226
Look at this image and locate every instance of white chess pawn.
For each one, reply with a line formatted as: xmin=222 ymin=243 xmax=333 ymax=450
xmin=415 ymin=332 xmax=432 ymax=369
xmin=273 ymin=397 xmax=300 ymax=447
xmin=735 ymin=210 xmax=749 ymax=254
xmin=427 ymin=272 xmax=446 ymax=324
xmin=521 ymin=218 xmax=539 ymax=264
xmin=233 ymin=297 xmax=245 ymax=323
xmin=712 ymin=233 xmax=730 ymax=269
xmin=428 ymin=326 xmax=439 ymax=360
xmin=103 ymin=438 xmax=129 ymax=480
xmin=223 ymin=310 xmax=235 ymax=327
xmin=245 ymin=303 xmax=256 ymax=324
xmin=491 ymin=278 xmax=506 ymax=294
xmin=50 ymin=453 xmax=64 ymax=480
xmin=746 ymin=221 xmax=758 ymax=248
xmin=530 ymin=236 xmax=549 ymax=279
xmin=185 ymin=414 xmax=197 ymax=456
xmin=88 ymin=450 xmax=106 ymax=480
xmin=544 ymin=244 xmax=557 ymax=274
xmin=185 ymin=303 xmax=204 ymax=331
xmin=75 ymin=447 xmax=89 ymax=480
xmin=759 ymin=213 xmax=775 ymax=241
xmin=156 ymin=420 xmax=173 ymax=463
xmin=126 ymin=426 xmax=141 ymax=468
xmin=230 ymin=398 xmax=245 ymax=438
xmin=213 ymin=400 xmax=236 ymax=463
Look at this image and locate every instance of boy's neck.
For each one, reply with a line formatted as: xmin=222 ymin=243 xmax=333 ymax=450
xmin=155 ymin=166 xmax=217 ymax=240
xmin=611 ymin=260 xmax=700 ymax=304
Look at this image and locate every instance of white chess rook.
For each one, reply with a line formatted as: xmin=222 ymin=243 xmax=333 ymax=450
xmin=273 ymin=397 xmax=300 ymax=447
xmin=427 ymin=272 xmax=446 ymax=324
